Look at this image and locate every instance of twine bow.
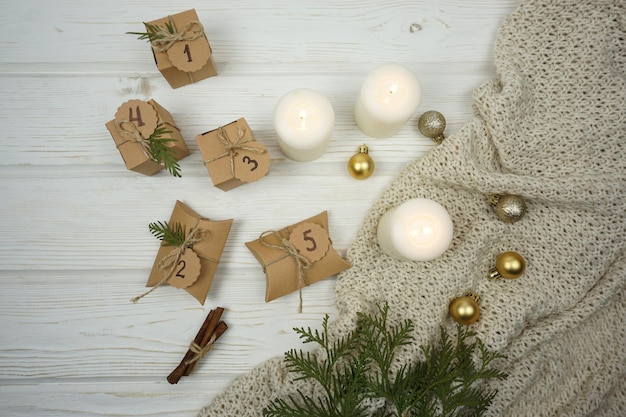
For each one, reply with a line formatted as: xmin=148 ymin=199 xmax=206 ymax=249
xmin=259 ymin=229 xmax=312 ymax=313
xmin=131 ymin=220 xmax=211 ymax=303
xmin=150 ymin=18 xmax=205 ymax=53
xmin=185 ymin=333 xmax=217 ymax=365
xmin=115 ymin=120 xmax=155 ymax=162
xmin=204 ymin=127 xmax=266 ymax=178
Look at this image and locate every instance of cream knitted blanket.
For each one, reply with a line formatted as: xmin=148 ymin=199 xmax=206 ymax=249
xmin=199 ymin=0 xmax=626 ymax=415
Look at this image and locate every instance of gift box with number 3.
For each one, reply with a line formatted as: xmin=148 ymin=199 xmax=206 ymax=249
xmin=196 ymin=117 xmax=271 ymax=191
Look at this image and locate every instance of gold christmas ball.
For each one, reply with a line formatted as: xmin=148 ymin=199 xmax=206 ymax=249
xmin=492 ymin=194 xmax=527 ymax=223
xmin=449 ymin=295 xmax=480 ymax=325
xmin=348 ymin=144 xmax=375 ymax=180
xmin=494 ymin=251 xmax=526 ymax=279
xmin=418 ymin=110 xmax=446 ymax=144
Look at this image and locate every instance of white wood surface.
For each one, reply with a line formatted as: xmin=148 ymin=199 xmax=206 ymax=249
xmin=0 ymin=1 xmax=519 ymax=415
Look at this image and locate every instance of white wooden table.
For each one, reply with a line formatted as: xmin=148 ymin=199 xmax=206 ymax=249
xmin=0 ymin=1 xmax=519 ymax=415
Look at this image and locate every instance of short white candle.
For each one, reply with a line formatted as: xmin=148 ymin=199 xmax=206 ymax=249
xmin=354 ymin=63 xmax=421 ymax=139
xmin=377 ymin=198 xmax=453 ymax=261
xmin=273 ymin=89 xmax=335 ymax=162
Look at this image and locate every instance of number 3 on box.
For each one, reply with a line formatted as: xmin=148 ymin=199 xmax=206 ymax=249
xmin=242 ymin=155 xmax=258 ymax=171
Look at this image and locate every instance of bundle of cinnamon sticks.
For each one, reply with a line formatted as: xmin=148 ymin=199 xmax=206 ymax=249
xmin=167 ymin=306 xmax=228 ymax=384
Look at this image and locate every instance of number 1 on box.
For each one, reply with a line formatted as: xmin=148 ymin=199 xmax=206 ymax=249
xmin=183 ymin=44 xmax=192 ymax=62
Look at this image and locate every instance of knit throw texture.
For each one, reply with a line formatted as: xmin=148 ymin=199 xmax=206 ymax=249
xmin=199 ymin=0 xmax=626 ymax=415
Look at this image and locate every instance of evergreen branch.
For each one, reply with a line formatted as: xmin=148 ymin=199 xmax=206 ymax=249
xmin=148 ymin=221 xmax=187 ymax=247
xmin=264 ymin=303 xmax=507 ymax=417
xmin=147 ymin=125 xmax=181 ymax=177
xmin=127 ymin=22 xmax=175 ymax=42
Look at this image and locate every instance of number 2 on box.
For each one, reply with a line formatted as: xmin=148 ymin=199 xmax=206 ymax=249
xmin=175 ymin=260 xmax=186 ymax=279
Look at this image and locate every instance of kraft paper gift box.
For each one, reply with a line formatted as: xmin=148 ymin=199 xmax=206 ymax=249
xmin=245 ymin=211 xmax=351 ymax=307
xmin=196 ymin=118 xmax=271 ymax=191
xmin=142 ymin=9 xmax=217 ymax=89
xmin=105 ymin=98 xmax=189 ymax=176
xmin=137 ymin=200 xmax=233 ymax=305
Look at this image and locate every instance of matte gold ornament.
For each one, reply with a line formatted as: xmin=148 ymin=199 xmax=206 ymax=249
xmin=347 ymin=144 xmax=375 ymax=180
xmin=418 ymin=110 xmax=446 ymax=144
xmin=489 ymin=251 xmax=526 ymax=280
xmin=488 ymin=194 xmax=527 ymax=223
xmin=449 ymin=293 xmax=480 ymax=325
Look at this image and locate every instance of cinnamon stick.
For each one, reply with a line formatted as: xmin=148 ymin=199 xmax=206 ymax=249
xmin=184 ymin=320 xmax=228 ymax=376
xmin=167 ymin=306 xmax=224 ymax=384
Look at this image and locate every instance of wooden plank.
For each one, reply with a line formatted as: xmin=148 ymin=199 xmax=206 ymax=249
xmin=0 ymin=1 xmax=517 ymax=67
xmin=0 ymin=0 xmax=520 ymax=415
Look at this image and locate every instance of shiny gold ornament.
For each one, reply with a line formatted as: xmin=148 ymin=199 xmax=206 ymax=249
xmin=418 ymin=110 xmax=446 ymax=144
xmin=449 ymin=293 xmax=480 ymax=325
xmin=488 ymin=194 xmax=527 ymax=223
xmin=347 ymin=144 xmax=375 ymax=180
xmin=489 ymin=251 xmax=526 ymax=280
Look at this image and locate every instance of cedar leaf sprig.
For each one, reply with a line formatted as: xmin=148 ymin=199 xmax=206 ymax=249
xmin=149 ymin=221 xmax=187 ymax=247
xmin=147 ymin=125 xmax=181 ymax=177
xmin=127 ymin=21 xmax=175 ymax=43
xmin=264 ymin=304 xmax=507 ymax=417
xmin=266 ymin=315 xmax=370 ymax=417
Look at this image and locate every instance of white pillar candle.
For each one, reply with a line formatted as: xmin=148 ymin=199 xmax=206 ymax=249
xmin=273 ymin=89 xmax=335 ymax=162
xmin=377 ymin=198 xmax=453 ymax=261
xmin=354 ymin=63 xmax=421 ymax=139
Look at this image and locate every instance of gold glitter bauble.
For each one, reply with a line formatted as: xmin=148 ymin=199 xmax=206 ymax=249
xmin=418 ymin=110 xmax=446 ymax=144
xmin=348 ymin=144 xmax=375 ymax=180
xmin=490 ymin=194 xmax=527 ymax=223
xmin=449 ymin=294 xmax=480 ymax=325
xmin=489 ymin=251 xmax=526 ymax=280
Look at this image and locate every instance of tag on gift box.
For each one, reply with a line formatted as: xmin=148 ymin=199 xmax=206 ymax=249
xmin=141 ymin=201 xmax=233 ymax=305
xmin=143 ymin=9 xmax=217 ymax=89
xmin=105 ymin=99 xmax=189 ymax=176
xmin=245 ymin=211 xmax=351 ymax=306
xmin=196 ymin=118 xmax=271 ymax=191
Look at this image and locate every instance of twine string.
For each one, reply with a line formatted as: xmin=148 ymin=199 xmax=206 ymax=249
xmin=115 ymin=119 xmax=155 ymax=162
xmin=131 ymin=220 xmax=214 ymax=303
xmin=150 ymin=17 xmax=205 ymax=53
xmin=259 ymin=230 xmax=312 ymax=313
xmin=150 ymin=16 xmax=205 ymax=82
xmin=204 ymin=127 xmax=266 ymax=178
xmin=185 ymin=333 xmax=217 ymax=365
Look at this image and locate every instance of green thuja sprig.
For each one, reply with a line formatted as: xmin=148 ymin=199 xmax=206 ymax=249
xmin=147 ymin=125 xmax=181 ymax=177
xmin=264 ymin=304 xmax=507 ymax=417
xmin=148 ymin=221 xmax=186 ymax=247
xmin=265 ymin=315 xmax=370 ymax=417
xmin=127 ymin=21 xmax=176 ymax=43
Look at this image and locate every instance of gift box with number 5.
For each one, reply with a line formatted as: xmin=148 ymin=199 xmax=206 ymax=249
xmin=196 ymin=118 xmax=271 ymax=191
xmin=245 ymin=211 xmax=351 ymax=305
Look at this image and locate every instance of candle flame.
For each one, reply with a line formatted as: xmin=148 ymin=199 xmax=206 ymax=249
xmin=410 ymin=225 xmax=433 ymax=240
xmin=408 ymin=216 xmax=437 ymax=245
xmin=298 ymin=109 xmax=308 ymax=130
xmin=383 ymin=83 xmax=398 ymax=104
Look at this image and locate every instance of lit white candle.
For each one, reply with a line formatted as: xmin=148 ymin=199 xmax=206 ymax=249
xmin=273 ymin=89 xmax=335 ymax=162
xmin=354 ymin=63 xmax=421 ymax=138
xmin=377 ymin=198 xmax=453 ymax=261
